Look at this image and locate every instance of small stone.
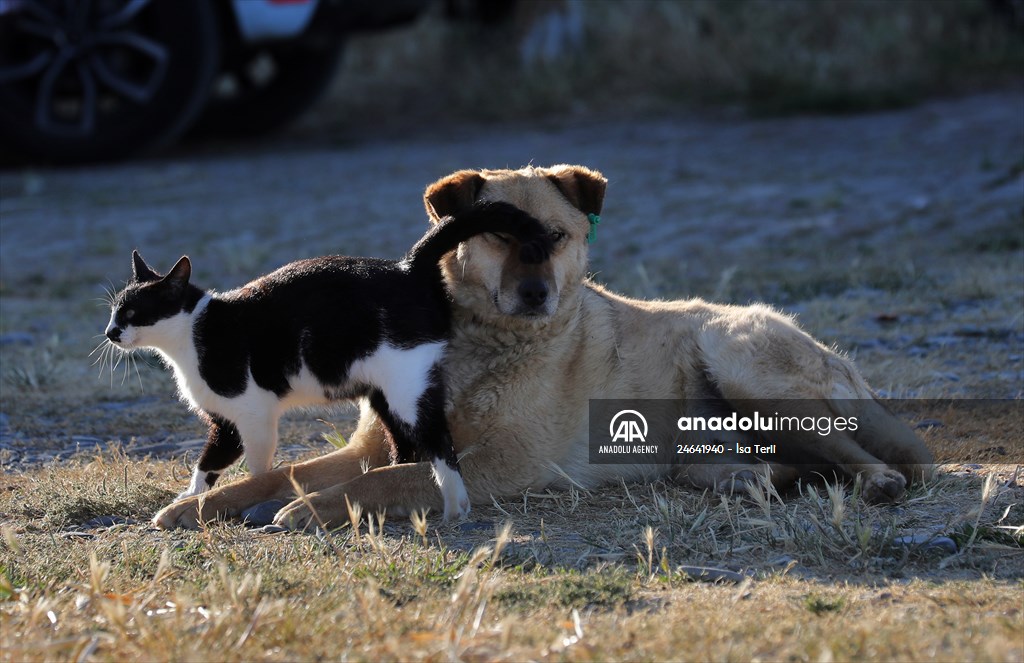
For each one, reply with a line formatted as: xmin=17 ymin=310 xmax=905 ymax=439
xmin=892 ymin=534 xmax=958 ymax=555
xmin=77 ymin=515 xmax=135 ymax=530
xmin=0 ymin=333 xmax=33 ymax=346
xmin=60 ymin=531 xmax=95 ymax=539
xmin=458 ymin=521 xmax=494 ymax=532
xmin=908 ymin=195 xmax=930 ymax=211
xmin=71 ymin=436 xmax=105 ymax=448
xmin=241 ymin=500 xmax=288 ymax=527
xmin=259 ymin=524 xmax=289 ymax=534
xmin=676 ymin=565 xmax=747 ymax=583
xmin=768 ymin=555 xmax=798 ymax=567
xmin=130 ymin=442 xmax=179 ymax=456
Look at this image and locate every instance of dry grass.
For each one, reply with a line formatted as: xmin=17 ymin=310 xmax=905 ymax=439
xmin=1 ymin=447 xmax=1021 ymax=662
xmin=299 ymin=0 xmax=1024 ymax=133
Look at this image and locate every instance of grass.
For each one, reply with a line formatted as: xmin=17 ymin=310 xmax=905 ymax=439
xmin=1 ymin=450 xmax=1021 ymax=661
xmin=299 ymin=0 xmax=1024 ymax=132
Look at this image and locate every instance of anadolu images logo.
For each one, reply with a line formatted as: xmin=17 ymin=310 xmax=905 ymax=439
xmin=610 ymin=409 xmax=648 ymax=443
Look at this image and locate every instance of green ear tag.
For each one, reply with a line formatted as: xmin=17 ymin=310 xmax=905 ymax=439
xmin=587 ymin=213 xmax=601 ymax=243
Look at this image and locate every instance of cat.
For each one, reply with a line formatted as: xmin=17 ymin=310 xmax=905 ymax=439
xmin=102 ymin=201 xmax=552 ymax=521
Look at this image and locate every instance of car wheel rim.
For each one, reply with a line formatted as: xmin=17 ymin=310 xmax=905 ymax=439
xmin=0 ymin=0 xmax=169 ymax=137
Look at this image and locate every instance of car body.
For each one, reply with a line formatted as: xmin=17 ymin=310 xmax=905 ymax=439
xmin=0 ymin=0 xmax=463 ymax=163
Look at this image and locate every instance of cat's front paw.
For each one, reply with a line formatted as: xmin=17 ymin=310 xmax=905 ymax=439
xmin=441 ymin=481 xmax=471 ymax=522
xmin=174 ymin=485 xmax=207 ymax=502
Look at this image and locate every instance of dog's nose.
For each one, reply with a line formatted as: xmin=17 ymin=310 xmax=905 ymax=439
xmin=106 ymin=327 xmax=121 ymax=343
xmin=517 ymin=279 xmax=548 ymax=308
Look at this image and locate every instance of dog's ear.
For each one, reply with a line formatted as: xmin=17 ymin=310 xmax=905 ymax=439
xmin=424 ymin=170 xmax=485 ymax=223
xmin=546 ymin=165 xmax=607 ymax=216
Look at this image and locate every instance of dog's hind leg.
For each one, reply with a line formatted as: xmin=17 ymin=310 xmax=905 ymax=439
xmin=674 ymin=462 xmax=801 ymax=495
xmin=848 ymin=397 xmax=934 ymax=483
xmin=695 ymin=306 xmax=932 ymax=502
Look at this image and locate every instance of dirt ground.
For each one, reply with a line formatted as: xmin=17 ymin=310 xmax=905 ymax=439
xmin=2 ymin=88 xmax=1022 ymax=445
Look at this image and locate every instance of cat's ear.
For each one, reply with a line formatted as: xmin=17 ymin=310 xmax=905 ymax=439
xmin=132 ymin=250 xmax=160 ymax=282
xmin=163 ymin=256 xmax=191 ymax=288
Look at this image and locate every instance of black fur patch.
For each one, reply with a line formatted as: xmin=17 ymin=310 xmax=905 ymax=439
xmin=196 ymin=414 xmax=243 ymax=472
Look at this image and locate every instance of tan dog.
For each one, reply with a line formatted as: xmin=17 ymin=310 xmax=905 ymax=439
xmin=154 ymin=165 xmax=933 ymax=530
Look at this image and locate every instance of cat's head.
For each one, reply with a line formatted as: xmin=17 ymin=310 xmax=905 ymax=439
xmin=104 ymin=251 xmax=195 ymax=350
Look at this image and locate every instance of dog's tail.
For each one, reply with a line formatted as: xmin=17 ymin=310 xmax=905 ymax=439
xmin=404 ymin=201 xmax=551 ymax=273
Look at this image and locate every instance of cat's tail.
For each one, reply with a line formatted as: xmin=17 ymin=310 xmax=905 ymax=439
xmin=404 ymin=201 xmax=552 ymax=273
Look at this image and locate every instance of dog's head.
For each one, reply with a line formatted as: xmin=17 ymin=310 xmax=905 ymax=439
xmin=424 ymin=164 xmax=606 ymax=325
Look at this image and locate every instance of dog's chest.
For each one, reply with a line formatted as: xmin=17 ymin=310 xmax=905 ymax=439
xmin=444 ymin=334 xmax=540 ymax=416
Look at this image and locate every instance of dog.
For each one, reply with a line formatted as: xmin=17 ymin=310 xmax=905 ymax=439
xmin=153 ymin=164 xmax=933 ymax=530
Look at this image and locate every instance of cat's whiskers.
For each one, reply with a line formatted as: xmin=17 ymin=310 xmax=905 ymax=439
xmin=129 ymin=353 xmax=145 ymax=391
xmin=88 ymin=337 xmax=108 ymax=360
xmin=89 ymin=336 xmax=113 ymax=380
xmin=110 ymin=346 xmax=126 ymax=386
xmin=90 ymin=327 xmax=145 ymax=390
xmin=95 ymin=284 xmax=116 ymax=310
xmin=120 ymin=349 xmax=139 ymax=388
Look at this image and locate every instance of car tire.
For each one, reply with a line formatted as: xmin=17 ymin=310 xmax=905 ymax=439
xmin=0 ymin=0 xmax=219 ymax=164
xmin=190 ymin=39 xmax=343 ymax=139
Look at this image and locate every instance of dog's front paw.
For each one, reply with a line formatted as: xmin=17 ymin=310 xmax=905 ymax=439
xmin=272 ymin=498 xmax=320 ymax=532
xmin=153 ymin=498 xmax=205 ymax=530
xmin=272 ymin=493 xmax=346 ymax=532
xmin=862 ymin=469 xmax=907 ymax=504
xmin=714 ymin=469 xmax=759 ymax=496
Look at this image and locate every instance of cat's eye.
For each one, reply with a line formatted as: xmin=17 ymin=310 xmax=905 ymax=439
xmin=489 ymin=233 xmax=511 ymax=244
xmin=124 ymin=309 xmax=135 ymax=320
xmin=550 ymin=231 xmax=566 ymax=242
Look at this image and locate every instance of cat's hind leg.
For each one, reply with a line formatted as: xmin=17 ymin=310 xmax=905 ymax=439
xmin=179 ymin=414 xmax=243 ymax=501
xmin=417 ymin=367 xmax=471 ymax=520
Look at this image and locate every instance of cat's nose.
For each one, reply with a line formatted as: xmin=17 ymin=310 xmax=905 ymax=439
xmin=106 ymin=327 xmax=121 ymax=343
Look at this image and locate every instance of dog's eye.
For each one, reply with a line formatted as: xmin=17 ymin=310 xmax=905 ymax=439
xmin=550 ymin=231 xmax=566 ymax=242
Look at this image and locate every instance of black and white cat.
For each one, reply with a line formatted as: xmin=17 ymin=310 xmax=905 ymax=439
xmin=103 ymin=201 xmax=551 ymax=521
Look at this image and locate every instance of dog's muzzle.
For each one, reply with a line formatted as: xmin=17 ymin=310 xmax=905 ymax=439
xmin=517 ymin=277 xmax=548 ymax=311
